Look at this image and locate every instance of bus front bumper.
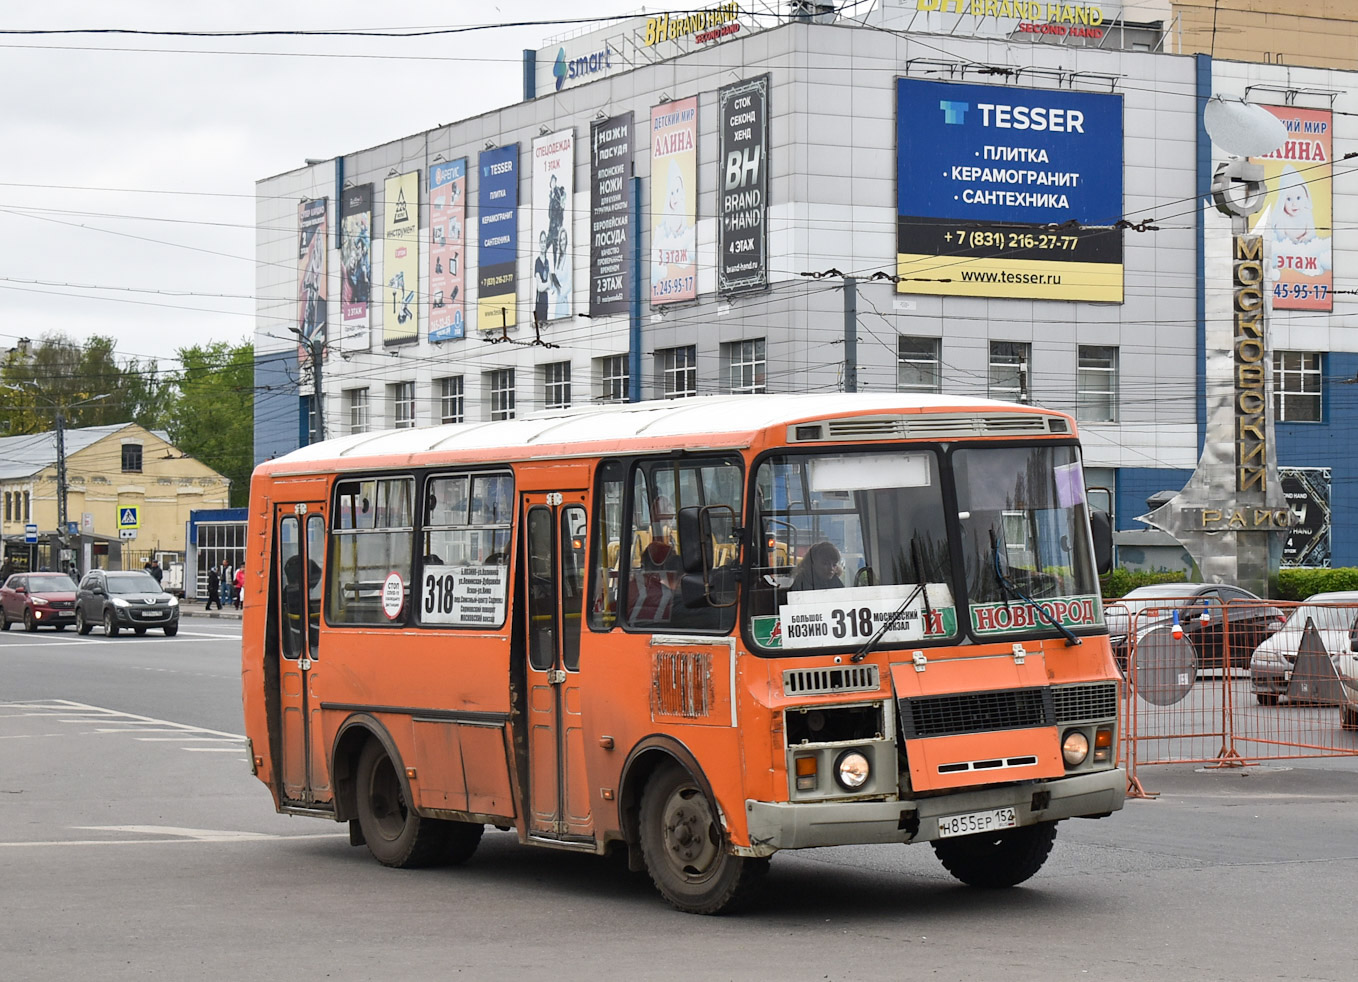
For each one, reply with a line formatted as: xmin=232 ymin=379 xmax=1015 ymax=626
xmin=738 ymin=767 xmax=1125 ymax=857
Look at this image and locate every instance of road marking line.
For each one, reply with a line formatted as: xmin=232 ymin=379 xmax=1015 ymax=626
xmin=183 ymin=747 xmax=248 ymax=753
xmin=0 ymin=699 xmax=244 ymax=739
xmin=0 ymin=832 xmax=347 ymax=849
xmin=0 ymin=634 xmax=237 ymax=648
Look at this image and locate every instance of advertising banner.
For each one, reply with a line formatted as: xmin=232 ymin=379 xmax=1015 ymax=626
xmin=718 ymin=73 xmax=768 ymax=293
xmin=1249 ymin=106 xmax=1333 ymax=312
xmin=478 ymin=145 xmax=520 ymax=331
xmin=297 ymin=198 xmax=328 ymax=345
xmin=896 ymin=78 xmax=1124 ymax=302
xmin=531 ymin=130 xmax=575 ymax=324
xmin=429 ymin=159 xmax=467 ymax=342
xmin=590 ymin=112 xmax=634 ymax=317
xmin=339 ymin=185 xmax=371 ymax=327
xmin=383 ymin=171 xmax=420 ymax=346
xmin=1280 ymin=466 xmax=1331 ymax=568
xmin=650 ymin=96 xmax=698 ymax=305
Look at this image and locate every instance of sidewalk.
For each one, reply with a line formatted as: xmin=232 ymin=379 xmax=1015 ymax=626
xmin=178 ymin=603 xmax=243 ymax=620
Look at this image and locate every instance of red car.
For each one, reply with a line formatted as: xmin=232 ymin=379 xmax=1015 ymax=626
xmin=0 ymin=572 xmax=79 ymax=632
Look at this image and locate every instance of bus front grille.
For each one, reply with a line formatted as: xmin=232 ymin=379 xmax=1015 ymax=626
xmin=899 ymin=686 xmax=1054 ymax=740
xmin=783 ymin=664 xmax=880 ymax=697
xmin=1052 ymin=682 xmax=1118 ymax=722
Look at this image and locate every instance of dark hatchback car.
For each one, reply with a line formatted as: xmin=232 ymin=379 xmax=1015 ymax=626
xmin=0 ymin=572 xmax=79 ymax=631
xmin=1105 ymin=583 xmax=1285 ymax=674
xmin=75 ymin=569 xmax=180 ymax=637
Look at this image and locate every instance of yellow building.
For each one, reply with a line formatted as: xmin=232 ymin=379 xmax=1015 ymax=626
xmin=0 ymin=422 xmax=230 ymax=571
xmin=1170 ymin=1 xmax=1358 ymax=68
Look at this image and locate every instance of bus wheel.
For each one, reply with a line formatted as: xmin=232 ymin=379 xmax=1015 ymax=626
xmin=931 ymin=820 xmax=1058 ymax=888
xmin=355 ymin=739 xmax=448 ymax=868
xmin=638 ymin=763 xmax=767 ymax=914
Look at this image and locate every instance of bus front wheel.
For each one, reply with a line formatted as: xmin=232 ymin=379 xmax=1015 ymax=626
xmin=638 ymin=763 xmax=767 ymax=914
xmin=931 ymin=820 xmax=1058 ymax=888
xmin=355 ymin=739 xmax=452 ymax=868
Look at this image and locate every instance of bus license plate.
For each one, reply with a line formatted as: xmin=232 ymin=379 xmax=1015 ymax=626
xmin=937 ymin=806 xmax=1018 ymax=838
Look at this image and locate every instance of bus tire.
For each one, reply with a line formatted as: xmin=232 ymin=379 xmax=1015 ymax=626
xmin=638 ymin=762 xmax=767 ymax=914
xmin=444 ymin=821 xmax=485 ymax=865
xmin=931 ymin=820 xmax=1058 ymax=888
xmin=355 ymin=738 xmax=448 ymax=868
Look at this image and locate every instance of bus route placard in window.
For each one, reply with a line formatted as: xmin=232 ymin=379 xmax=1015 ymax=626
xmin=421 ymin=564 xmax=507 ymax=626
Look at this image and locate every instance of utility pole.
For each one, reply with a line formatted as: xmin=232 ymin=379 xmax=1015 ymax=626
xmin=290 ymin=328 xmax=326 ymax=443
xmin=54 ymin=409 xmax=67 ymax=539
xmin=843 ymin=276 xmax=858 ymax=393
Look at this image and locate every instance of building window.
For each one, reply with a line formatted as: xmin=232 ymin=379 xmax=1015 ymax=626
xmin=1274 ymin=351 xmax=1321 ymax=422
xmin=543 ymin=361 xmax=572 ymax=409
xmin=659 ymin=345 xmax=698 ymax=399
xmin=487 ymin=368 xmax=516 ymax=420
xmin=346 ymin=388 xmax=370 ymax=434
xmin=438 ymin=376 xmax=464 ymax=424
xmin=306 ymin=396 xmax=318 ymax=444
xmin=24 ymin=492 xmax=29 ymax=522
xmin=121 ymin=443 xmax=143 ymax=473
xmin=724 ymin=339 xmax=766 ymax=394
xmin=4 ymin=492 xmax=9 ymax=523
xmin=1077 ymin=345 xmax=1118 ymax=423
xmin=597 ymin=354 xmax=629 ymax=403
xmin=897 ymin=336 xmax=941 ymax=394
xmin=989 ymin=341 xmax=1031 ymax=404
xmin=389 ymin=381 xmax=416 ymax=429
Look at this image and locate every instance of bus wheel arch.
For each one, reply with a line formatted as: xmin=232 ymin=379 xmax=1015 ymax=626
xmin=617 ymin=737 xmax=715 ymax=873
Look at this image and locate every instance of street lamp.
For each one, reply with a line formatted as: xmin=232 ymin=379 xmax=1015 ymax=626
xmin=2 ymin=384 xmax=110 ymax=543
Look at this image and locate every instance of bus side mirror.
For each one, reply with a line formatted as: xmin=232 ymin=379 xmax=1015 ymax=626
xmin=1090 ymin=510 xmax=1113 ymax=575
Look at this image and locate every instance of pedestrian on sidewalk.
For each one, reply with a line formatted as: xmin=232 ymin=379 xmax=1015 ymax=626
xmin=206 ymin=564 xmax=222 ymax=610
xmin=219 ymin=559 xmax=232 ymax=609
xmin=233 ymin=566 xmax=245 ymax=609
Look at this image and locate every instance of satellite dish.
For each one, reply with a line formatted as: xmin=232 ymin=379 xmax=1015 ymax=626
xmin=1203 ymin=96 xmax=1287 ymax=157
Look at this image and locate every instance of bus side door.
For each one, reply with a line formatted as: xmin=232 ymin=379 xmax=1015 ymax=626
xmin=275 ymin=502 xmax=331 ymax=806
xmin=522 ymin=490 xmax=593 ymax=841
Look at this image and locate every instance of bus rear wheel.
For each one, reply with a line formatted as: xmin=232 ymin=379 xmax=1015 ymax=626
xmin=931 ymin=820 xmax=1058 ymax=888
xmin=355 ymin=739 xmax=451 ymax=868
xmin=638 ymin=763 xmax=767 ymax=914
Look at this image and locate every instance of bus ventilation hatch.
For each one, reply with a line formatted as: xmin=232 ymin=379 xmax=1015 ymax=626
xmin=783 ymin=665 xmax=880 ymax=697
xmin=899 ymin=686 xmax=1054 ymax=740
xmin=1052 ymin=682 xmax=1118 ymax=723
xmin=817 ymin=414 xmax=1056 ymax=442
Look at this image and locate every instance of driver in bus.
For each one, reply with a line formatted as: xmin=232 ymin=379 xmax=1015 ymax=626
xmin=790 ymin=541 xmax=844 ymax=592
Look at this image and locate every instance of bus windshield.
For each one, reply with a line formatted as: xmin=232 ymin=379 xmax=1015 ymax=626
xmin=747 ymin=443 xmax=1101 ymax=652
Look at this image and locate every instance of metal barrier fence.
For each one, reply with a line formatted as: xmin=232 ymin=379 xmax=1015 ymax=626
xmin=1112 ymin=596 xmax=1358 ymax=797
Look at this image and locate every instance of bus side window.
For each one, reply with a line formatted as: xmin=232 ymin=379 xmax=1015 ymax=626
xmin=589 ymin=460 xmax=625 ymax=631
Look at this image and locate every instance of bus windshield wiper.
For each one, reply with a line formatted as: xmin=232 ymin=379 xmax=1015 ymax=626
xmin=852 ymin=541 xmax=932 ymax=664
xmin=990 ymin=529 xmax=1081 ymax=647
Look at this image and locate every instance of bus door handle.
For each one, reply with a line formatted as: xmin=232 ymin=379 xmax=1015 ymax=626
xmin=547 ymin=669 xmax=567 ymax=685
xmin=299 ymin=656 xmax=312 ymax=671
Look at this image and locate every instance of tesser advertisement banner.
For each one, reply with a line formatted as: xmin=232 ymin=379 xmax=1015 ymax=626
xmin=590 ymin=112 xmax=634 ymax=317
xmin=718 ymin=73 xmax=769 ymax=293
xmin=429 ymin=159 xmax=467 ymax=342
xmin=895 ymin=78 xmax=1124 ymax=302
xmin=650 ymin=96 xmax=698 ymax=305
xmin=383 ymin=171 xmax=420 ymax=346
xmin=339 ymin=184 xmax=371 ymax=326
xmin=1249 ymin=106 xmax=1333 ymax=312
xmin=479 ymin=145 xmax=520 ymax=331
xmin=531 ymin=130 xmax=575 ymax=324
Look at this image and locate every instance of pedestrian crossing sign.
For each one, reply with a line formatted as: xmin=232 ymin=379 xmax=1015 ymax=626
xmin=117 ymin=507 xmax=140 ymax=530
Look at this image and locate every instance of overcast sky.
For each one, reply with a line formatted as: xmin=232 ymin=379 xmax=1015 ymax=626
xmin=0 ymin=2 xmax=645 ymax=369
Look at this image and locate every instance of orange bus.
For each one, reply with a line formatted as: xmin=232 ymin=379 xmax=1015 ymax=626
xmin=241 ymin=393 xmax=1123 ymax=913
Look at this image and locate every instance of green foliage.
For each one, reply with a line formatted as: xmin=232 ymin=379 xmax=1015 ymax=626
xmin=1276 ymin=568 xmax=1358 ymax=601
xmin=1100 ymin=567 xmax=1190 ymax=600
xmin=163 ymin=341 xmax=255 ymax=507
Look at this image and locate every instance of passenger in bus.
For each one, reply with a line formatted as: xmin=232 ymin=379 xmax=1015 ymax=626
xmin=790 ymin=541 xmax=845 ymax=592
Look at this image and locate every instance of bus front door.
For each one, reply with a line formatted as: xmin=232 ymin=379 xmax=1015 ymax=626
xmin=522 ymin=491 xmax=593 ymax=842
xmin=275 ymin=503 xmax=331 ymax=807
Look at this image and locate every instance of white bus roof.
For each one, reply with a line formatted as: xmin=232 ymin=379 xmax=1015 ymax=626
xmin=259 ymin=393 xmax=1071 ymax=476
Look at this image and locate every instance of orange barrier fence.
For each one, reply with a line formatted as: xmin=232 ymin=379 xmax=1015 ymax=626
xmin=1112 ymin=596 xmax=1358 ymax=797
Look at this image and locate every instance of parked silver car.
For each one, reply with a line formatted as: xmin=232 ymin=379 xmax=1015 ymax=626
xmin=1249 ymin=591 xmax=1358 ymax=718
xmin=1106 ymin=583 xmax=1285 ymax=675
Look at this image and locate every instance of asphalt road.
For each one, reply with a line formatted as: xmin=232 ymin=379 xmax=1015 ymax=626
xmin=3 ymin=622 xmax=1357 ymax=981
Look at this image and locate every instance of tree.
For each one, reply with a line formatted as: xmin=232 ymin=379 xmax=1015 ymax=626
xmin=0 ymin=333 xmax=169 ymax=435
xmin=163 ymin=341 xmax=255 ymax=507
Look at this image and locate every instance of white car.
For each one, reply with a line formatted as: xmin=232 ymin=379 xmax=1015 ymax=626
xmin=1249 ymin=591 xmax=1358 ymax=724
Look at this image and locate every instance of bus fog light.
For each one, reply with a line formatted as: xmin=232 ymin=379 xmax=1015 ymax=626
xmin=1062 ymin=730 xmax=1090 ymax=766
xmin=834 ymin=750 xmax=870 ymax=790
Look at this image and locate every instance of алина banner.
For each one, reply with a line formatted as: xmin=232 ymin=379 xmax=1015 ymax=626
xmin=896 ymin=78 xmax=1124 ymax=302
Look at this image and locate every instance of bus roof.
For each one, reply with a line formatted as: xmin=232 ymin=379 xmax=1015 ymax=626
xmin=256 ymin=393 xmax=1073 ymax=477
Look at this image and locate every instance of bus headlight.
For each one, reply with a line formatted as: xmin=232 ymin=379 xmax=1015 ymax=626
xmin=834 ymin=750 xmax=871 ymax=790
xmin=1062 ymin=730 xmax=1090 ymax=767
